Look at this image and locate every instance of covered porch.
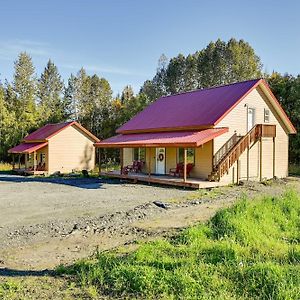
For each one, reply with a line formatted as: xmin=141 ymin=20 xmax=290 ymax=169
xmin=99 ymin=170 xmax=225 ymax=189
xmin=8 ymin=142 xmax=48 ymax=175
xmin=95 ymin=128 xmax=228 ymax=189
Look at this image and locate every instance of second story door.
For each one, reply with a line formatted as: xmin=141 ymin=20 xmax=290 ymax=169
xmin=247 ymin=108 xmax=255 ymax=131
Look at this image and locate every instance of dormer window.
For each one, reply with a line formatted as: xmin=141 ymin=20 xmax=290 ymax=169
xmin=264 ymin=109 xmax=270 ymax=123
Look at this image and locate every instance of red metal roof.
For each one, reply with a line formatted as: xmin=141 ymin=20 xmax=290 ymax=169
xmin=117 ymin=79 xmax=261 ymax=133
xmin=95 ymin=128 xmax=228 ymax=148
xmin=24 ymin=122 xmax=74 ymax=141
xmin=8 ymin=142 xmax=48 ymax=154
xmin=23 ymin=121 xmax=100 ymax=142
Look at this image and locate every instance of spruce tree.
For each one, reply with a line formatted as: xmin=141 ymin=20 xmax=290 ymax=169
xmin=12 ymin=52 xmax=37 ymax=137
xmin=37 ymin=59 xmax=64 ymax=124
xmin=0 ymin=83 xmax=16 ymax=161
xmin=63 ymin=74 xmax=77 ymax=120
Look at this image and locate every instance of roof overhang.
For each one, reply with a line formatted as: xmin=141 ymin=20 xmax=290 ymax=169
xmin=259 ymin=80 xmax=296 ymax=134
xmin=8 ymin=142 xmax=48 ymax=154
xmin=95 ymin=128 xmax=228 ymax=148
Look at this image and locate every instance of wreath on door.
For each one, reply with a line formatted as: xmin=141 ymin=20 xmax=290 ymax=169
xmin=158 ymin=153 xmax=164 ymax=161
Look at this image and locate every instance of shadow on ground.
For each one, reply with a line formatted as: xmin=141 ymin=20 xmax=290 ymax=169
xmin=0 ymin=268 xmax=54 ymax=277
xmin=0 ymin=174 xmax=121 ymax=189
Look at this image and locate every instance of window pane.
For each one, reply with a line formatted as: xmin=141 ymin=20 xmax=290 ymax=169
xmin=264 ymin=109 xmax=270 ymax=123
xmin=139 ymin=148 xmax=146 ymax=161
xmin=133 ymin=148 xmax=146 ymax=161
xmin=178 ymin=148 xmax=195 ymax=164
xmin=133 ymin=148 xmax=139 ymax=161
xmin=187 ymin=148 xmax=195 ymax=164
xmin=178 ymin=148 xmax=184 ymax=163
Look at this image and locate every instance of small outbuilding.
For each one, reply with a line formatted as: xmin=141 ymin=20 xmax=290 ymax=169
xmin=8 ymin=121 xmax=99 ymax=175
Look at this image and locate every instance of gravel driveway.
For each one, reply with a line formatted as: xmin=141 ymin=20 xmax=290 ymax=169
xmin=0 ymin=174 xmax=191 ymax=230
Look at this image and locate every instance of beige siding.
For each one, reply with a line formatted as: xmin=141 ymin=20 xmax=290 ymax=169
xmin=48 ymin=125 xmax=95 ymax=174
xmin=191 ymin=141 xmax=213 ymax=179
xmin=166 ymin=148 xmax=177 ymax=173
xmin=214 ymin=87 xmax=289 ymax=183
xmin=146 ymin=148 xmax=156 ymax=173
xmin=123 ymin=148 xmax=133 ymax=166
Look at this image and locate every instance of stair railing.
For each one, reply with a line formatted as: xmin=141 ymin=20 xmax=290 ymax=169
xmin=213 ymin=124 xmax=276 ymax=179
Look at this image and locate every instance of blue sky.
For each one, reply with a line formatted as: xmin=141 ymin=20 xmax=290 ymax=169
xmin=0 ymin=0 xmax=299 ymax=94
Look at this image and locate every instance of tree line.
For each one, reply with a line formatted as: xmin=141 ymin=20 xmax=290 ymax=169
xmin=0 ymin=38 xmax=299 ymax=164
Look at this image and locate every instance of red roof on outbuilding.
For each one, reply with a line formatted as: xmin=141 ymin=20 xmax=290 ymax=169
xmin=23 ymin=121 xmax=100 ymax=142
xmin=117 ymin=79 xmax=261 ymax=133
xmin=24 ymin=122 xmax=74 ymax=141
xmin=8 ymin=142 xmax=48 ymax=154
xmin=95 ymin=128 xmax=228 ymax=148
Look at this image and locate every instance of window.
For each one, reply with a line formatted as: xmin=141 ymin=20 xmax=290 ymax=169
xmin=264 ymin=108 xmax=270 ymax=123
xmin=40 ymin=153 xmax=46 ymax=163
xmin=178 ymin=148 xmax=195 ymax=164
xmin=133 ymin=148 xmax=146 ymax=161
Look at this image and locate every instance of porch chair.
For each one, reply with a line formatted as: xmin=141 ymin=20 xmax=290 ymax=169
xmin=169 ymin=163 xmax=183 ymax=177
xmin=132 ymin=160 xmax=144 ymax=173
xmin=122 ymin=160 xmax=144 ymax=175
xmin=169 ymin=163 xmax=194 ymax=178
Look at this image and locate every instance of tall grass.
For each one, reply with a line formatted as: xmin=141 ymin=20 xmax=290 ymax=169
xmin=0 ymin=162 xmax=12 ymax=172
xmin=59 ymin=190 xmax=300 ymax=299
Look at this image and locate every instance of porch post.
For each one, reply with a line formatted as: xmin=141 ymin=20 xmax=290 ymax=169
xmin=236 ymin=159 xmax=239 ymax=184
xmin=273 ymin=137 xmax=276 ymax=178
xmin=246 ymin=146 xmax=249 ymax=181
xmin=259 ymin=137 xmax=262 ymax=181
xmin=12 ymin=154 xmax=15 ymax=170
xmin=183 ymin=148 xmax=187 ymax=183
xmin=25 ymin=153 xmax=28 ymax=170
xmin=148 ymin=148 xmax=151 ymax=178
xmin=33 ymin=151 xmax=36 ymax=171
xmin=120 ymin=148 xmax=124 ymax=175
xmin=98 ymin=148 xmax=101 ymax=176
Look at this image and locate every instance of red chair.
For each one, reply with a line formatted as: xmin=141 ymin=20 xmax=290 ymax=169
xmin=170 ymin=163 xmax=194 ymax=178
xmin=133 ymin=160 xmax=144 ymax=173
xmin=169 ymin=163 xmax=183 ymax=177
xmin=122 ymin=160 xmax=144 ymax=174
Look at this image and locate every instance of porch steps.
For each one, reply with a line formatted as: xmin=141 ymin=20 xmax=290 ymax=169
xmin=208 ymin=124 xmax=276 ymax=182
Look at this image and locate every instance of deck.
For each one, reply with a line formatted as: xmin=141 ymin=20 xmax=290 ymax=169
xmin=13 ymin=168 xmax=47 ymax=176
xmin=100 ymin=170 xmax=226 ymax=189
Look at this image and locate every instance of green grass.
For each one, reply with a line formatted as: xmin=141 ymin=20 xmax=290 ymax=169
xmin=0 ymin=162 xmax=12 ymax=172
xmin=58 ymin=190 xmax=300 ymax=299
xmin=0 ymin=280 xmax=22 ymax=300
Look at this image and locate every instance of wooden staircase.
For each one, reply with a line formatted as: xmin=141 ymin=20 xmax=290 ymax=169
xmin=209 ymin=124 xmax=276 ymax=182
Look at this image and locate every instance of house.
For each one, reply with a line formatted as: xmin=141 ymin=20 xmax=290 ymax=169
xmin=95 ymin=79 xmax=296 ymax=188
xmin=8 ymin=121 xmax=99 ymax=175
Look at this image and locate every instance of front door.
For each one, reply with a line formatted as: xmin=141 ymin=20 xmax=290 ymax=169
xmin=156 ymin=148 xmax=166 ymax=174
xmin=247 ymin=108 xmax=255 ymax=131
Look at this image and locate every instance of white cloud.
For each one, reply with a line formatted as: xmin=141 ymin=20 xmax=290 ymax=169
xmin=61 ymin=63 xmax=148 ymax=77
xmin=0 ymin=39 xmax=49 ymax=60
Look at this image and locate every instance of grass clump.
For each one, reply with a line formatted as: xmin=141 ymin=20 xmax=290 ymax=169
xmin=59 ymin=190 xmax=300 ymax=299
xmin=0 ymin=280 xmax=22 ymax=300
xmin=0 ymin=162 xmax=12 ymax=173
